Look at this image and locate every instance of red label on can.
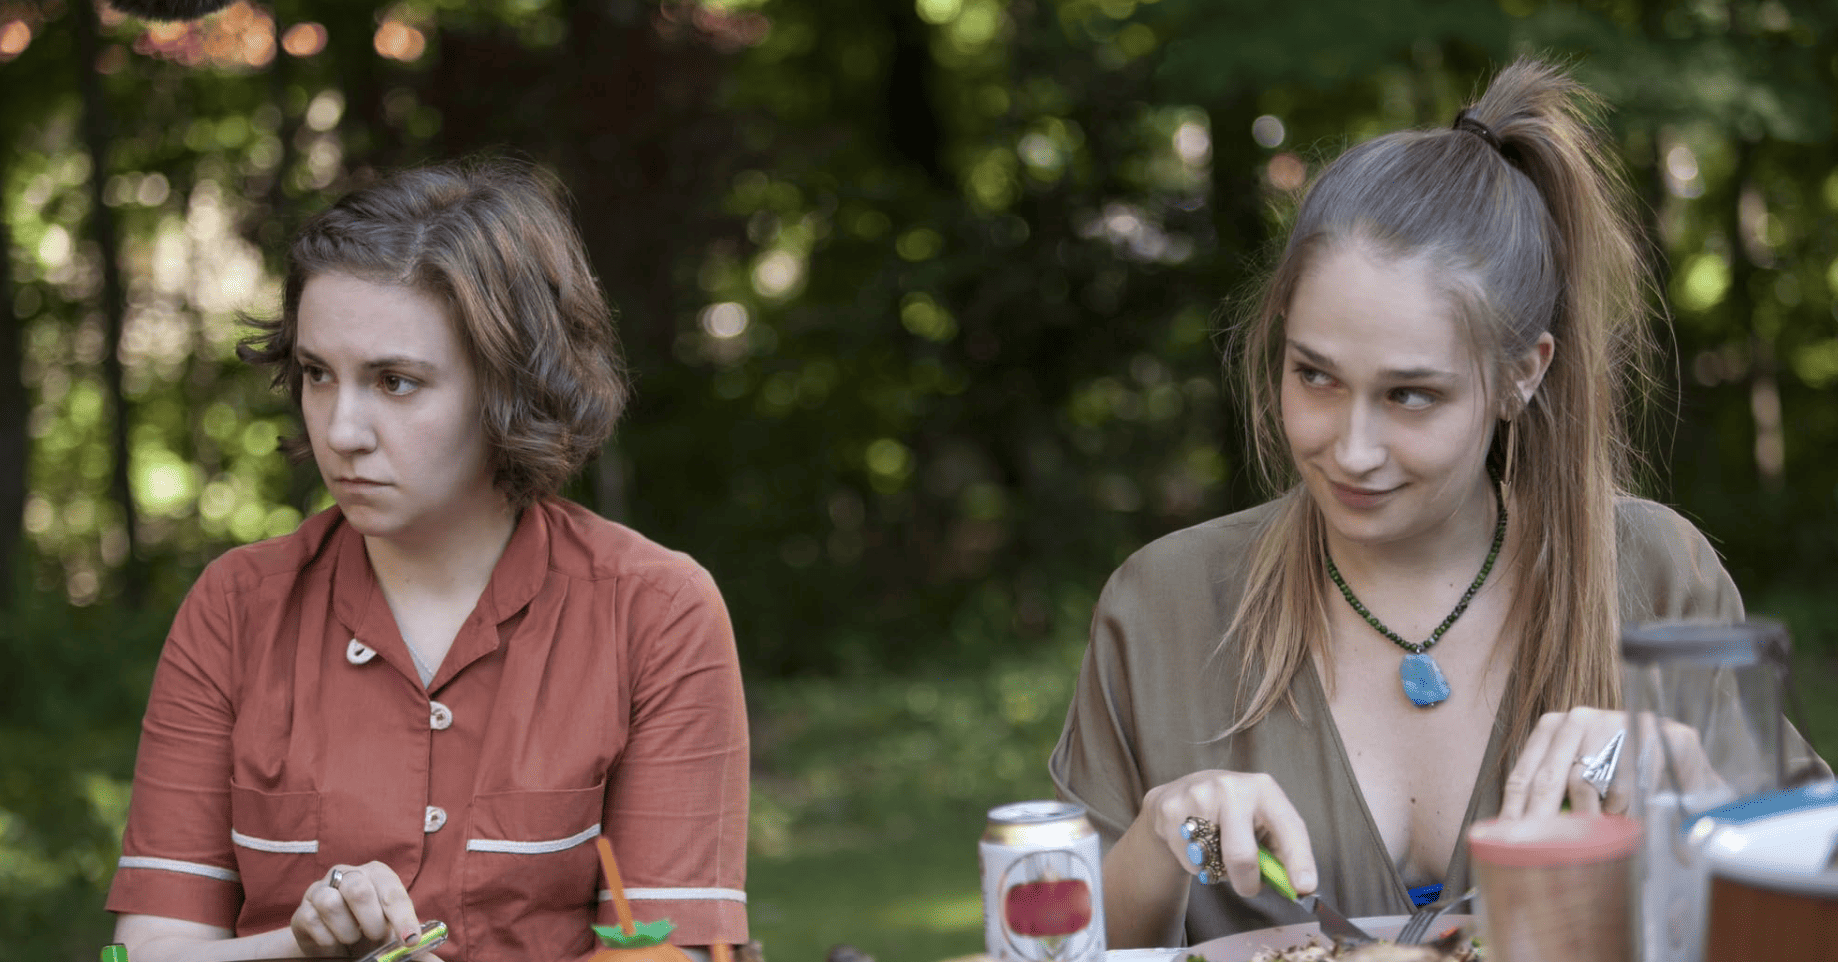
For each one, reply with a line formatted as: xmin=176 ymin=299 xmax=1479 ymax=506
xmin=1004 ymin=878 xmax=1092 ymax=936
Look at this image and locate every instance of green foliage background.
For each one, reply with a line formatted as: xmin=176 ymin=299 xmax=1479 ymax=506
xmin=2 ymin=0 xmax=1836 ymax=960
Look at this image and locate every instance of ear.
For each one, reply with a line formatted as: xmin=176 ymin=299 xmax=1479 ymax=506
xmin=1505 ymin=332 xmax=1555 ymax=416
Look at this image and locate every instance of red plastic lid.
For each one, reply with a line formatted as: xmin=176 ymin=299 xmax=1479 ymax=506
xmin=1467 ymin=814 xmax=1640 ymax=867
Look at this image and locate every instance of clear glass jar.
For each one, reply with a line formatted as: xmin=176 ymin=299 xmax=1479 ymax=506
xmin=1620 ymin=619 xmax=1792 ymax=962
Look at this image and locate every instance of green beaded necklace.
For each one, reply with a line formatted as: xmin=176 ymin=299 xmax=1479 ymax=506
xmin=1324 ymin=480 xmax=1505 ymax=707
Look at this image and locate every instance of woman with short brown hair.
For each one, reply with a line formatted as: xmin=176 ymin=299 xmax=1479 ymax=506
xmin=108 ymin=158 xmax=749 ymax=961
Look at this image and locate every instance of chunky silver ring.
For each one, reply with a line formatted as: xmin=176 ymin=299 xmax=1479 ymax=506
xmin=328 ymin=868 xmax=346 ymax=891
xmin=1578 ymin=728 xmax=1626 ymax=800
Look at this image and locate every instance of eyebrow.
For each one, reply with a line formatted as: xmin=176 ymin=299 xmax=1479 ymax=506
xmin=294 ymin=346 xmax=436 ymax=375
xmin=1286 ymin=340 xmax=1455 ymax=383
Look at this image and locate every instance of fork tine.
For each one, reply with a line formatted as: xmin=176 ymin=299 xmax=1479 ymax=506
xmin=1397 ymin=887 xmax=1477 ymax=945
xmin=1396 ymin=909 xmax=1433 ymax=945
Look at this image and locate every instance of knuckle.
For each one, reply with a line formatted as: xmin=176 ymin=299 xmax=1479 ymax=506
xmin=1667 ymin=722 xmax=1703 ymax=747
xmin=1219 ymin=839 xmax=1258 ymax=864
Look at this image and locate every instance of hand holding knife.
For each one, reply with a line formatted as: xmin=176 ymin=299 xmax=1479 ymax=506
xmin=211 ymin=920 xmax=449 ymax=962
xmin=354 ymin=920 xmax=448 ymax=962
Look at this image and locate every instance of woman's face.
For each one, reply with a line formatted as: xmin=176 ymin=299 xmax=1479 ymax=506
xmin=1279 ymin=245 xmax=1500 ymax=551
xmin=295 ymin=272 xmax=502 ymax=544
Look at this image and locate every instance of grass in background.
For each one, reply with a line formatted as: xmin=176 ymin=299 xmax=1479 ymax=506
xmin=745 ymin=640 xmax=1085 ymax=962
xmin=1752 ymin=585 xmax=1838 ymax=763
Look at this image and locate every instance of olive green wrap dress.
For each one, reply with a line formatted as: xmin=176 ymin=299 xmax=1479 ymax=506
xmin=1048 ymin=495 xmax=1829 ymax=944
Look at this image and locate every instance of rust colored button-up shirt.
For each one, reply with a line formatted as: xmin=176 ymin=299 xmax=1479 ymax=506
xmin=107 ymin=499 xmax=749 ymax=961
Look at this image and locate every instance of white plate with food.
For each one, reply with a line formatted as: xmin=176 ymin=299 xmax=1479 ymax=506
xmin=1185 ymin=915 xmax=1479 ymax=961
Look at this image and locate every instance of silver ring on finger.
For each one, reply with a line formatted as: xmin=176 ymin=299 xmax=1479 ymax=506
xmin=328 ymin=867 xmax=346 ymax=891
xmin=1578 ymin=728 xmax=1626 ymax=800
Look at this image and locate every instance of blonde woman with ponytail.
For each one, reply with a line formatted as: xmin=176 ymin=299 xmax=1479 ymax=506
xmin=1049 ymin=58 xmax=1827 ymax=945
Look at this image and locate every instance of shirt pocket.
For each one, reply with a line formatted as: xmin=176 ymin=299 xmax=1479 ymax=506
xmin=229 ymin=782 xmax=323 ymax=934
xmin=461 ymin=780 xmax=606 ymax=960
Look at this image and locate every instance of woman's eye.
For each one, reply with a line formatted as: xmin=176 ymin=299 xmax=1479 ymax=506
xmin=381 ymin=374 xmax=418 ymax=396
xmin=1294 ymin=365 xmax=1333 ymax=387
xmin=301 ymin=364 xmax=329 ymax=384
xmin=1391 ymin=388 xmax=1436 ymax=409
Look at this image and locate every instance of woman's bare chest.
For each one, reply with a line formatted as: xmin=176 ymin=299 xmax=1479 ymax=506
xmin=1320 ymin=616 xmax=1510 ymax=884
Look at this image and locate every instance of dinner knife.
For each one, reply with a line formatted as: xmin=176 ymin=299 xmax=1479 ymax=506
xmin=355 ymin=921 xmax=448 ymax=962
xmin=221 ymin=919 xmax=449 ymax=962
xmin=1297 ymin=893 xmax=1376 ymax=948
xmin=1259 ymin=848 xmax=1376 ymax=948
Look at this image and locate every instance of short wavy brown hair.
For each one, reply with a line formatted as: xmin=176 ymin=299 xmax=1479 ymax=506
xmin=240 ymin=157 xmax=628 ymax=510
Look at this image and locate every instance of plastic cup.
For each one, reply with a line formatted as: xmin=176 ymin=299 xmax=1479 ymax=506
xmin=1467 ymin=814 xmax=1640 ymax=962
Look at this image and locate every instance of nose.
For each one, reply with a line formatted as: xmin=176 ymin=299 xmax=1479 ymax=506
xmin=322 ymin=385 xmax=376 ymax=457
xmin=1334 ymin=400 xmax=1387 ymax=477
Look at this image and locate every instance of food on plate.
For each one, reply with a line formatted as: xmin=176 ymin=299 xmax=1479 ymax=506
xmin=1187 ymin=935 xmax=1483 ymax=962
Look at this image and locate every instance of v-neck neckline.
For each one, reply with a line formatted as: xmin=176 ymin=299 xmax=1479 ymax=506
xmin=1298 ymin=653 xmax=1508 ymax=907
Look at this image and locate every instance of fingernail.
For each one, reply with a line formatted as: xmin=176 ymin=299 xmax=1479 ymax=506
xmin=1197 ymin=870 xmax=1212 ymax=885
xmin=1297 ymin=871 xmax=1317 ymax=891
xmin=1185 ymin=842 xmax=1204 ymax=866
xmin=403 ymin=930 xmax=419 ymax=945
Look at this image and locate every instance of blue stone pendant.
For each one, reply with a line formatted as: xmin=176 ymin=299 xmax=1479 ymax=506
xmin=1400 ymin=652 xmax=1451 ymax=707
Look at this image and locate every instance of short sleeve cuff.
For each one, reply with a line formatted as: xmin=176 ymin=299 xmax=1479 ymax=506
xmin=599 ymin=889 xmax=748 ymax=946
xmin=106 ymin=859 xmax=243 ymax=928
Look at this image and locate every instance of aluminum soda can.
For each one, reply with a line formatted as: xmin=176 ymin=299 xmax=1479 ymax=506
xmin=980 ymin=800 xmax=1106 ymax=962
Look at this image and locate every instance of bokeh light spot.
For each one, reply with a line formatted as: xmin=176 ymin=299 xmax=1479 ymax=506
xmin=900 ymin=293 xmax=957 ymax=343
xmin=1266 ymin=153 xmax=1306 ymax=191
xmin=282 ymin=22 xmax=327 ymax=57
xmin=1252 ymin=114 xmax=1286 ymax=149
xmin=915 ymin=0 xmax=960 ymax=25
xmin=374 ymin=20 xmax=425 ymax=62
xmin=305 ymin=90 xmax=344 ymax=131
xmin=1173 ymin=121 xmax=1210 ymax=164
xmin=0 ymin=20 xmax=31 ymax=59
xmin=752 ymin=250 xmax=803 ymax=299
xmin=1676 ymin=254 xmax=1731 ymax=313
xmin=896 ymin=227 xmax=943 ymax=262
xmin=700 ymin=302 xmax=751 ymax=339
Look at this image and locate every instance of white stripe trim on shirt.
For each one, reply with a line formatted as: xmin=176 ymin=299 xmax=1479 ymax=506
xmin=465 ymin=823 xmax=602 ymax=855
xmin=601 ymin=887 xmax=748 ymax=903
xmin=117 ymin=855 xmax=242 ymax=883
xmin=230 ymin=829 xmax=319 ymax=854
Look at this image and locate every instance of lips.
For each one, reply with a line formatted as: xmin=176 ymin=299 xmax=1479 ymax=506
xmin=1327 ymin=479 xmax=1398 ymax=509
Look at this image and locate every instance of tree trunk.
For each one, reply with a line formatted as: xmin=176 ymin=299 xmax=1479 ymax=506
xmin=73 ymin=0 xmax=146 ymax=607
xmin=0 ymin=150 xmax=26 ymax=609
xmin=1726 ymin=141 xmax=1783 ymax=497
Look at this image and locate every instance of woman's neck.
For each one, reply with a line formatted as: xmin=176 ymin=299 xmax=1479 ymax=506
xmin=1320 ymin=477 xmax=1501 ymax=592
xmin=362 ymin=500 xmax=519 ymax=605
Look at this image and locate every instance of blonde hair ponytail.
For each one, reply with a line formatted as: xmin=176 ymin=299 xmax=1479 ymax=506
xmin=1223 ymin=58 xmax=1655 ymax=756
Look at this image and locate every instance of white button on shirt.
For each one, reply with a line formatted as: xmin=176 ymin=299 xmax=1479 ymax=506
xmin=424 ymin=806 xmax=447 ymax=833
xmin=346 ymin=639 xmax=378 ymax=664
xmin=429 ymin=701 xmax=453 ymax=731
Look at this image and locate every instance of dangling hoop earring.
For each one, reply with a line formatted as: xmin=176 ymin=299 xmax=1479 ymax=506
xmin=1500 ymin=416 xmax=1518 ymax=492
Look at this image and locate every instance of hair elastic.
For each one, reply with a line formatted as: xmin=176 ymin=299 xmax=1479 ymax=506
xmin=1453 ymin=109 xmax=1503 ymax=153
